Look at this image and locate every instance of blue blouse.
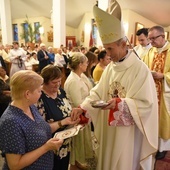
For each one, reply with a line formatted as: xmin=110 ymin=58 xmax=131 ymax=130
xmin=0 ymin=105 xmax=53 ymax=170
xmin=48 ymin=53 xmax=55 ymax=63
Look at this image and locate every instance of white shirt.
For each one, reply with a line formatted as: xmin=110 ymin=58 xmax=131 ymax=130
xmin=134 ymin=43 xmax=152 ymax=59
xmin=54 ymin=53 xmax=66 ymax=67
xmin=64 ymin=71 xmax=93 ymax=107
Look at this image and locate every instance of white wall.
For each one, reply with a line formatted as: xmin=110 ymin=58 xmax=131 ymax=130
xmin=66 ymin=25 xmax=77 ymax=37
xmin=122 ymin=9 xmax=170 ymax=46
xmin=88 ymin=9 xmax=170 ymax=47
xmin=12 ymin=16 xmax=79 ymax=47
xmin=11 ymin=9 xmax=170 ymax=48
xmin=77 ymin=12 xmax=94 ymax=48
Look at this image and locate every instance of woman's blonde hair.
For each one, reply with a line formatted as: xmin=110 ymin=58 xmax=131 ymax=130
xmin=10 ymin=70 xmax=43 ymax=100
xmin=68 ymin=52 xmax=87 ymax=70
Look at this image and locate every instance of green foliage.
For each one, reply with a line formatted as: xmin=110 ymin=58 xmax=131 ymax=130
xmin=20 ymin=15 xmax=42 ymax=43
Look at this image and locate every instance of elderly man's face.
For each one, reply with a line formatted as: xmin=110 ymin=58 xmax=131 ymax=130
xmin=148 ymin=29 xmax=165 ymax=48
xmin=41 ymin=45 xmax=46 ymax=50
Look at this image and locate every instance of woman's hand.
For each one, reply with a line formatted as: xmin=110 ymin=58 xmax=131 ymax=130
xmin=50 ymin=116 xmax=80 ymax=133
xmin=5 ymin=138 xmax=64 ymax=170
xmin=62 ymin=116 xmax=80 ymax=126
xmin=45 ymin=138 xmax=63 ymax=151
xmin=70 ymin=108 xmax=83 ymax=121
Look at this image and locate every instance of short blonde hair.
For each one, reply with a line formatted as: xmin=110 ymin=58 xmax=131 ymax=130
xmin=10 ymin=70 xmax=43 ymax=100
xmin=69 ymin=52 xmax=87 ymax=70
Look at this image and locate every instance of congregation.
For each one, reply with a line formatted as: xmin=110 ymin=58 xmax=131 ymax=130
xmin=0 ymin=21 xmax=169 ymax=170
xmin=0 ymin=0 xmax=170 ymax=170
xmin=0 ymin=39 xmax=111 ymax=170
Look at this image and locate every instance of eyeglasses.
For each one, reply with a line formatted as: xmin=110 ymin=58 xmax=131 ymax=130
xmin=149 ymin=35 xmax=164 ymax=41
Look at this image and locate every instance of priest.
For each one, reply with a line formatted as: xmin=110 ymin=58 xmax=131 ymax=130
xmin=71 ymin=1 xmax=158 ymax=170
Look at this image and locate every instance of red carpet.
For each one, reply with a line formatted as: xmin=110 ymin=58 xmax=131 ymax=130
xmin=155 ymin=151 xmax=170 ymax=170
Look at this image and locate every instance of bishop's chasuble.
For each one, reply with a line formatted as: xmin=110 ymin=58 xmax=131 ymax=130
xmin=81 ymin=50 xmax=158 ymax=170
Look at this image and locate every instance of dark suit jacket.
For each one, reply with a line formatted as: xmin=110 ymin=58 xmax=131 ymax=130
xmin=0 ymin=56 xmax=7 ymax=71
xmin=37 ymin=50 xmax=50 ymax=71
xmin=0 ymin=79 xmax=11 ymax=117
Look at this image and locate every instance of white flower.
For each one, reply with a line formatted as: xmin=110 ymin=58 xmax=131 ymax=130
xmin=59 ymin=148 xmax=68 ymax=159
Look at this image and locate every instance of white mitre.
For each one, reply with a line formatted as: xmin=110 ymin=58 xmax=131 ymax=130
xmin=93 ymin=0 xmax=125 ymax=44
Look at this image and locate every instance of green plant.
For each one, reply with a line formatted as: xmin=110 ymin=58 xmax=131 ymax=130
xmin=20 ymin=15 xmax=42 ymax=43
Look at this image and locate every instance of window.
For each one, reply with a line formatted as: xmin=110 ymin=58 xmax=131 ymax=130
xmin=34 ymin=22 xmax=40 ymax=43
xmin=23 ymin=23 xmax=29 ymax=43
xmin=12 ymin=24 xmax=18 ymax=41
xmin=92 ymin=19 xmax=97 ymax=46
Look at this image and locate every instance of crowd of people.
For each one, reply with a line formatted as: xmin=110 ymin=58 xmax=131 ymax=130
xmin=0 ymin=1 xmax=170 ymax=170
xmin=0 ymin=36 xmax=110 ymax=170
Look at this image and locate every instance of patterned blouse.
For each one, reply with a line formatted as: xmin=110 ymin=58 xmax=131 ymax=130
xmin=37 ymin=88 xmax=72 ymax=159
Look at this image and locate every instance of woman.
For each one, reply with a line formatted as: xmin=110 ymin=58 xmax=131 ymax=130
xmin=64 ymin=52 xmax=96 ymax=170
xmin=84 ymin=51 xmax=98 ymax=87
xmin=93 ymin=50 xmax=111 ymax=83
xmin=37 ymin=65 xmax=79 ymax=170
xmin=47 ymin=46 xmax=55 ymax=64
xmin=0 ymin=70 xmax=68 ymax=169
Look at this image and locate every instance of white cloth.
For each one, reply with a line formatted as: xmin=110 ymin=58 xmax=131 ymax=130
xmin=156 ymin=41 xmax=169 ymax=54
xmin=25 ymin=57 xmax=39 ymax=70
xmin=64 ymin=71 xmax=95 ymax=166
xmin=1 ymin=49 xmax=10 ymax=62
xmin=0 ymin=75 xmax=9 ymax=82
xmin=134 ymin=43 xmax=152 ymax=59
xmin=64 ymin=71 xmax=93 ymax=107
xmin=54 ymin=53 xmax=66 ymax=67
xmin=9 ymin=48 xmax=26 ymax=77
xmin=159 ymin=138 xmax=170 ymax=152
xmin=80 ymin=50 xmax=158 ymax=170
